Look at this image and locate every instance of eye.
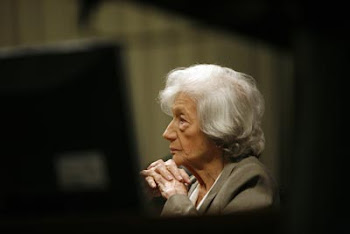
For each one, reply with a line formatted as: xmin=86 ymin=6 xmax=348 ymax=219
xmin=178 ymin=115 xmax=189 ymax=130
xmin=179 ymin=115 xmax=188 ymax=124
xmin=179 ymin=117 xmax=186 ymax=124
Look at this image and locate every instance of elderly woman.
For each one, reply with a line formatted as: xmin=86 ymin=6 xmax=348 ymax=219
xmin=140 ymin=64 xmax=279 ymax=216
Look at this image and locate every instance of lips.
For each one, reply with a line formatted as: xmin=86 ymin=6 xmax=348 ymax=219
xmin=170 ymin=147 xmax=180 ymax=153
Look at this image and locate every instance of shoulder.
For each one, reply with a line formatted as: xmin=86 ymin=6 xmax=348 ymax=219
xmin=231 ymin=156 xmax=272 ymax=178
xmin=223 ymin=156 xmax=278 ymax=195
xmin=216 ymin=156 xmax=280 ymax=213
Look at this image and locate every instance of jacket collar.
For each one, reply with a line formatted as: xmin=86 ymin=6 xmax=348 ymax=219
xmin=187 ymin=162 xmax=238 ymax=214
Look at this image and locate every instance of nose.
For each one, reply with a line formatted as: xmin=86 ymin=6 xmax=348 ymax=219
xmin=162 ymin=120 xmax=176 ymax=142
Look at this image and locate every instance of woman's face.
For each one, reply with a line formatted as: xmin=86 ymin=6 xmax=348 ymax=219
xmin=163 ymin=93 xmax=219 ymax=169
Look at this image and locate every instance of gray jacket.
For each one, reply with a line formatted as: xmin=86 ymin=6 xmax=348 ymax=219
xmin=161 ymin=156 xmax=279 ymax=216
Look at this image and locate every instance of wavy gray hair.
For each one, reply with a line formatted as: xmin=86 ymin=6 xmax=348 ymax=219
xmin=159 ymin=64 xmax=265 ymax=160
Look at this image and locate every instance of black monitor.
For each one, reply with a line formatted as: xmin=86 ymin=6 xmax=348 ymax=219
xmin=0 ymin=40 xmax=141 ymax=218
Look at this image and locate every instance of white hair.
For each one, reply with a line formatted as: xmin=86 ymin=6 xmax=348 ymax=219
xmin=159 ymin=64 xmax=265 ymax=159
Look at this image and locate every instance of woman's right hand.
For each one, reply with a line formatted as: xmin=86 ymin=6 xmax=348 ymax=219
xmin=140 ymin=159 xmax=191 ymax=199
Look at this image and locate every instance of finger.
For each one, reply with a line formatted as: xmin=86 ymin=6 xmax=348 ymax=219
xmin=149 ymin=170 xmax=167 ymax=186
xmin=144 ymin=168 xmax=166 ymax=184
xmin=140 ymin=169 xmax=152 ymax=177
xmin=145 ymin=176 xmax=157 ymax=188
xmin=179 ymin=168 xmax=191 ymax=184
xmin=155 ymin=164 xmax=174 ymax=181
xmin=140 ymin=170 xmax=157 ymax=188
xmin=165 ymin=159 xmax=183 ymax=181
xmin=147 ymin=159 xmax=165 ymax=169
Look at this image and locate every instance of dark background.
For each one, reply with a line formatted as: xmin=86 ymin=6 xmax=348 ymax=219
xmin=0 ymin=42 xmax=142 ymax=228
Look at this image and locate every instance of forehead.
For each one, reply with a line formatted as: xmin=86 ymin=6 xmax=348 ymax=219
xmin=172 ymin=93 xmax=197 ymax=114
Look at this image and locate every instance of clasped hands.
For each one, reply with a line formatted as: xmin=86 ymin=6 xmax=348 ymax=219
xmin=140 ymin=159 xmax=191 ymax=199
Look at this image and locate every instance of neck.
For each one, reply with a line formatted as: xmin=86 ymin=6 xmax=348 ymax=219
xmin=188 ymin=151 xmax=228 ymax=192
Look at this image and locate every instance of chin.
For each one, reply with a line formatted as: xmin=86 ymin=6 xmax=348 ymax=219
xmin=173 ymin=153 xmax=183 ymax=166
xmin=172 ymin=153 xmax=185 ymax=167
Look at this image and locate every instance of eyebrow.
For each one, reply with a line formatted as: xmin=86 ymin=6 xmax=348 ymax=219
xmin=172 ymin=105 xmax=189 ymax=116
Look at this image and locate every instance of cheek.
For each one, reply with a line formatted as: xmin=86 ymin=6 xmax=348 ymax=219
xmin=178 ymin=133 xmax=193 ymax=153
xmin=179 ymin=131 xmax=207 ymax=156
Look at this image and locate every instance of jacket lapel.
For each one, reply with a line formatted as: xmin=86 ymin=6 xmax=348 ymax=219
xmin=187 ymin=177 xmax=198 ymax=197
xmin=197 ymin=162 xmax=237 ymax=214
